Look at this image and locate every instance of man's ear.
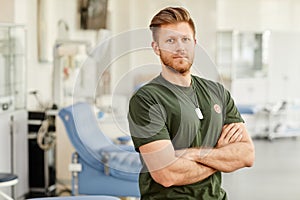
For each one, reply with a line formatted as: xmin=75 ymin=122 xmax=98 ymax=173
xmin=151 ymin=41 xmax=160 ymax=56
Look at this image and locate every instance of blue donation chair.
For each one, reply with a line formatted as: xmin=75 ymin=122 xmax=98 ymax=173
xmin=58 ymin=102 xmax=141 ymax=197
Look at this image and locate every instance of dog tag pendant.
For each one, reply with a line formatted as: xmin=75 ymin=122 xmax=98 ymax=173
xmin=195 ymin=107 xmax=203 ymax=119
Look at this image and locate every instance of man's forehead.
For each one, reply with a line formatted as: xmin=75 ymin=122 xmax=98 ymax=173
xmin=158 ymin=27 xmax=193 ymax=37
xmin=157 ymin=22 xmax=193 ymax=36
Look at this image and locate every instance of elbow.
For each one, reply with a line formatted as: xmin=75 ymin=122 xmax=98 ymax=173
xmin=245 ymin=144 xmax=255 ymax=167
xmin=222 ymin=143 xmax=255 ymax=173
xmin=151 ymin=171 xmax=176 ymax=188
xmin=229 ymin=144 xmax=255 ymax=172
xmin=155 ymin=178 xmax=174 ymax=188
xmin=245 ymin=152 xmax=255 ymax=167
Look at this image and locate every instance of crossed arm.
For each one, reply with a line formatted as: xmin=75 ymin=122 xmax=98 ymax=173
xmin=139 ymin=122 xmax=255 ymax=187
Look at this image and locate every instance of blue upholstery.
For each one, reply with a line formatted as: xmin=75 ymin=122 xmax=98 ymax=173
xmin=58 ymin=102 xmax=141 ymax=197
xmin=76 ymin=156 xmax=139 ymax=196
xmin=0 ymin=174 xmax=18 ymax=183
xmin=237 ymin=104 xmax=258 ymax=114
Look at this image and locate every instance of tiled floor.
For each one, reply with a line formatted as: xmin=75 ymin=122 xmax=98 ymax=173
xmin=222 ymin=137 xmax=300 ymax=200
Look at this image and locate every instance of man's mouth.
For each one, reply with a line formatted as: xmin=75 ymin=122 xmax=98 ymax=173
xmin=173 ymin=55 xmax=187 ymax=59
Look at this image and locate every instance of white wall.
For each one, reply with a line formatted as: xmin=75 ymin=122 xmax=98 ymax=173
xmin=217 ymin=0 xmax=300 ymax=32
xmin=0 ymin=0 xmax=14 ymax=22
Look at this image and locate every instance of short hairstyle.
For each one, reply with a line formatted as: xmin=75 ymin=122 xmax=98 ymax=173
xmin=149 ymin=7 xmax=196 ymax=41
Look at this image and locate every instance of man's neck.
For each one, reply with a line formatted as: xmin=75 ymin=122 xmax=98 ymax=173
xmin=161 ymin=66 xmax=191 ymax=87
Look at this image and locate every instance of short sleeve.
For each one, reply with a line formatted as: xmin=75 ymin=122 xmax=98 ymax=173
xmin=222 ymin=87 xmax=244 ymax=124
xmin=128 ymin=92 xmax=170 ymax=152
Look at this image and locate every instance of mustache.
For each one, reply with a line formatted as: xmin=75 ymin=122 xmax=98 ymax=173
xmin=160 ymin=48 xmax=188 ymax=57
xmin=173 ymin=55 xmax=187 ymax=58
xmin=172 ymin=51 xmax=188 ymax=58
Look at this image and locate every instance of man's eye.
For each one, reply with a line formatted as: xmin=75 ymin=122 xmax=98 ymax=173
xmin=166 ymin=39 xmax=174 ymax=43
xmin=182 ymin=37 xmax=191 ymax=42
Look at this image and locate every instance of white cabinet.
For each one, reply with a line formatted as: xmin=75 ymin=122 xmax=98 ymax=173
xmin=217 ymin=30 xmax=300 ymax=104
xmin=0 ymin=113 xmax=11 ymax=173
xmin=268 ymin=32 xmax=300 ymax=102
xmin=0 ymin=112 xmax=12 ymax=200
xmin=0 ymin=24 xmax=26 ymax=112
xmin=0 ymin=24 xmax=28 ymax=199
xmin=13 ymin=110 xmax=29 ymax=198
xmin=216 ymin=30 xmax=270 ymax=104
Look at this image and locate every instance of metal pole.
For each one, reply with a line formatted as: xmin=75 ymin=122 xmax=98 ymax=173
xmin=10 ymin=115 xmax=15 ymax=199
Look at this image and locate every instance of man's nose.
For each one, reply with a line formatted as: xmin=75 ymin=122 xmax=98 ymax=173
xmin=175 ymin=40 xmax=185 ymax=52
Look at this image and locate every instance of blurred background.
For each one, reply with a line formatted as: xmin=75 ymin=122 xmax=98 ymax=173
xmin=0 ymin=0 xmax=300 ymax=200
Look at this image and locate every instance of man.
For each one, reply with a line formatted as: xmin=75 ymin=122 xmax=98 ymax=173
xmin=128 ymin=7 xmax=255 ymax=200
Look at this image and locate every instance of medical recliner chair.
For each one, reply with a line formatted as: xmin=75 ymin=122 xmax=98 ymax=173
xmin=58 ymin=102 xmax=141 ymax=198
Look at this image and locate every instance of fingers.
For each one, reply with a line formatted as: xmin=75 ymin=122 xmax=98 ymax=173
xmin=222 ymin=123 xmax=238 ymax=140
xmin=228 ymin=128 xmax=243 ymax=143
xmin=218 ymin=123 xmax=244 ymax=147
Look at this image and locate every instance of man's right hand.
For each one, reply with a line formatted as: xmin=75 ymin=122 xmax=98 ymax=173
xmin=216 ymin=123 xmax=244 ymax=148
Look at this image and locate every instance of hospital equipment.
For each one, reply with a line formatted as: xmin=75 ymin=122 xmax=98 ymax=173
xmin=238 ymin=101 xmax=300 ymax=140
xmin=26 ymin=90 xmax=59 ymax=197
xmin=52 ymin=40 xmax=91 ymax=108
xmin=58 ymin=102 xmax=141 ymax=197
xmin=27 ymin=110 xmax=57 ymax=197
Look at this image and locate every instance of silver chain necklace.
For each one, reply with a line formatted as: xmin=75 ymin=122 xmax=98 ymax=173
xmin=175 ymin=79 xmax=204 ymax=120
xmin=157 ymin=74 xmax=204 ymax=120
xmin=189 ymin=83 xmax=204 ymax=120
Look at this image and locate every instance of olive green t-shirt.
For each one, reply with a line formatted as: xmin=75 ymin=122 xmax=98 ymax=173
xmin=128 ymin=74 xmax=243 ymax=200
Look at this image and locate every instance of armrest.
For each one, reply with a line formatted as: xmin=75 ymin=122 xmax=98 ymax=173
xmin=100 ymin=146 xmax=142 ymax=181
xmin=116 ymin=136 xmax=132 ymax=144
xmin=100 ymin=144 xmax=135 ymax=152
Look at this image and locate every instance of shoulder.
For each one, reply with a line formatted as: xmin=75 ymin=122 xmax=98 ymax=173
xmin=192 ymin=75 xmax=225 ymax=92
xmin=131 ymin=76 xmax=176 ymax=102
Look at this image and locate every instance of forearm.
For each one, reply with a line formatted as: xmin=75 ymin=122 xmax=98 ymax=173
xmin=178 ymin=141 xmax=254 ymax=172
xmin=151 ymin=156 xmax=216 ymax=187
xmin=140 ymin=140 xmax=216 ymax=187
xmin=197 ymin=122 xmax=255 ymax=172
xmin=199 ymin=142 xmax=255 ymax=172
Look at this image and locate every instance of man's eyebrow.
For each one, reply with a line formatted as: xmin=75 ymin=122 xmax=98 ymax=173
xmin=164 ymin=33 xmax=189 ymax=37
xmin=181 ymin=34 xmax=191 ymax=37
